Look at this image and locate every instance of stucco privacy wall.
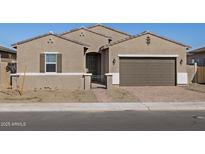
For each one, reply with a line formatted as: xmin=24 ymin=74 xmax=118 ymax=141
xmin=0 ymin=62 xmax=10 ymax=89
xmin=88 ymin=25 xmax=130 ymax=42
xmin=15 ymin=34 xmax=88 ymax=90
xmin=61 ymin=29 xmax=109 ymax=53
xmin=12 ymin=75 xmax=84 ymax=90
xmin=186 ymin=65 xmax=195 ymax=83
xmin=107 ymin=34 xmax=188 ymax=85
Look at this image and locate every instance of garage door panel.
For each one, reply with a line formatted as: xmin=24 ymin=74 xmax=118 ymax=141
xmin=121 ymin=69 xmax=175 ymax=75
xmin=120 ymin=76 xmax=175 ymax=81
xmin=121 ymin=81 xmax=175 ymax=86
xmin=120 ymin=62 xmax=175 ymax=67
xmin=120 ymin=64 xmax=175 ymax=70
xmin=121 ymin=79 xmax=175 ymax=84
xmin=121 ymin=70 xmax=175 ymax=75
xmin=121 ymin=59 xmax=175 ymax=63
xmin=120 ymin=57 xmax=176 ymax=86
xmin=120 ymin=74 xmax=175 ymax=79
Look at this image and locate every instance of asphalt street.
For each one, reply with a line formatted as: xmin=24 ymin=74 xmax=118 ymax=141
xmin=0 ymin=110 xmax=205 ymax=131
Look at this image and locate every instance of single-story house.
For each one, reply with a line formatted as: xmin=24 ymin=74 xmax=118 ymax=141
xmin=187 ymin=47 xmax=205 ymax=66
xmin=11 ymin=24 xmax=191 ymax=90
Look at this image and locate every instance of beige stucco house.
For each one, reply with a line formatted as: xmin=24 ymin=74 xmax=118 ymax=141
xmin=11 ymin=24 xmax=191 ymax=90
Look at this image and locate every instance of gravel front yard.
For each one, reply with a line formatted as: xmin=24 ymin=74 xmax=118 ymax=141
xmin=0 ymin=89 xmax=97 ymax=103
xmin=0 ymin=84 xmax=205 ymax=103
xmin=122 ymin=85 xmax=205 ymax=102
xmin=186 ymin=83 xmax=205 ymax=93
xmin=107 ymin=87 xmax=138 ymax=102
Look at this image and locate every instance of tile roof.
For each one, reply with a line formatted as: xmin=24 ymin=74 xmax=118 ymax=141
xmin=11 ymin=32 xmax=90 ymax=47
xmin=101 ymin=31 xmax=191 ymax=49
xmin=59 ymin=27 xmax=112 ymax=39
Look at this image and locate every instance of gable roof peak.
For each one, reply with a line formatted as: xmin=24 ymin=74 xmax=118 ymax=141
xmin=95 ymin=23 xmax=103 ymax=26
xmin=88 ymin=24 xmax=131 ymax=36
xmin=48 ymin=31 xmax=54 ymax=34
xmin=11 ymin=32 xmax=90 ymax=48
xmin=80 ymin=26 xmax=86 ymax=29
xmin=140 ymin=30 xmax=152 ymax=35
xmin=60 ymin=26 xmax=112 ymax=38
xmin=101 ymin=30 xmax=191 ymax=49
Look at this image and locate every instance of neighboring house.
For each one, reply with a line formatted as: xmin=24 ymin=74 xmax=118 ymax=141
xmin=187 ymin=47 xmax=205 ymax=66
xmin=187 ymin=47 xmax=205 ymax=84
xmin=0 ymin=45 xmax=16 ymax=62
xmin=11 ymin=24 xmax=191 ymax=90
xmin=0 ymin=45 xmax=16 ymax=88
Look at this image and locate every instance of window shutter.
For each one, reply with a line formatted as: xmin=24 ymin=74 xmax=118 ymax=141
xmin=57 ymin=53 xmax=62 ymax=73
xmin=40 ymin=53 xmax=45 ymax=73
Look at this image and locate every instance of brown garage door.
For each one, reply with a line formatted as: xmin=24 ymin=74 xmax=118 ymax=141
xmin=120 ymin=57 xmax=176 ymax=86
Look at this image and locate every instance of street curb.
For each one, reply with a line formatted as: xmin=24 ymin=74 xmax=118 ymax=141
xmin=0 ymin=102 xmax=205 ymax=112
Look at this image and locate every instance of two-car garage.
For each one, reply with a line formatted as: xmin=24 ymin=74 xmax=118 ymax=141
xmin=104 ymin=31 xmax=189 ymax=86
xmin=119 ymin=57 xmax=176 ymax=86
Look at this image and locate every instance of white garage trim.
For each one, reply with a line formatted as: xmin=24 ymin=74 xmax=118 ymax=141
xmin=106 ymin=73 xmax=119 ymax=84
xmin=177 ymin=73 xmax=188 ymax=84
xmin=112 ymin=73 xmax=119 ymax=84
xmin=108 ymin=72 xmax=188 ymax=85
xmin=118 ymin=54 xmax=179 ymax=57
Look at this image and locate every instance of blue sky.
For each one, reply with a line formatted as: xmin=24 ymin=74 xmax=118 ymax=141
xmin=0 ymin=23 xmax=205 ymax=50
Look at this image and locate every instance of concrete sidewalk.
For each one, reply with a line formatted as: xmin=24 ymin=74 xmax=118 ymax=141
xmin=0 ymin=102 xmax=205 ymax=112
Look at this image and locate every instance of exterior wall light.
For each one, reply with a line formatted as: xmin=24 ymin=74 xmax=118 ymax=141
xmin=180 ymin=59 xmax=183 ymax=65
xmin=112 ymin=58 xmax=116 ymax=65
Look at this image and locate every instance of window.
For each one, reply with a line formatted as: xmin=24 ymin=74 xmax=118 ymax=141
xmin=45 ymin=54 xmax=57 ymax=73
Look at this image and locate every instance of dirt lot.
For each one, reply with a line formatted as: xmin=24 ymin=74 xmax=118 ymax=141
xmin=0 ymin=89 xmax=97 ymax=103
xmin=92 ymin=87 xmax=137 ymax=102
xmin=92 ymin=85 xmax=205 ymax=102
xmin=186 ymin=83 xmax=205 ymax=93
xmin=122 ymin=84 xmax=205 ymax=102
xmin=107 ymin=87 xmax=138 ymax=102
xmin=0 ymin=84 xmax=205 ymax=103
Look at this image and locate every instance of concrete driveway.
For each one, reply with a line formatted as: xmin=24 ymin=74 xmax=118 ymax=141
xmin=121 ymin=86 xmax=205 ymax=102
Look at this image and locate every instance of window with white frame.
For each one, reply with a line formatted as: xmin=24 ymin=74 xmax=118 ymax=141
xmin=45 ymin=53 xmax=57 ymax=72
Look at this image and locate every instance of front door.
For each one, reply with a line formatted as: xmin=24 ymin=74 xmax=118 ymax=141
xmin=86 ymin=53 xmax=101 ymax=82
